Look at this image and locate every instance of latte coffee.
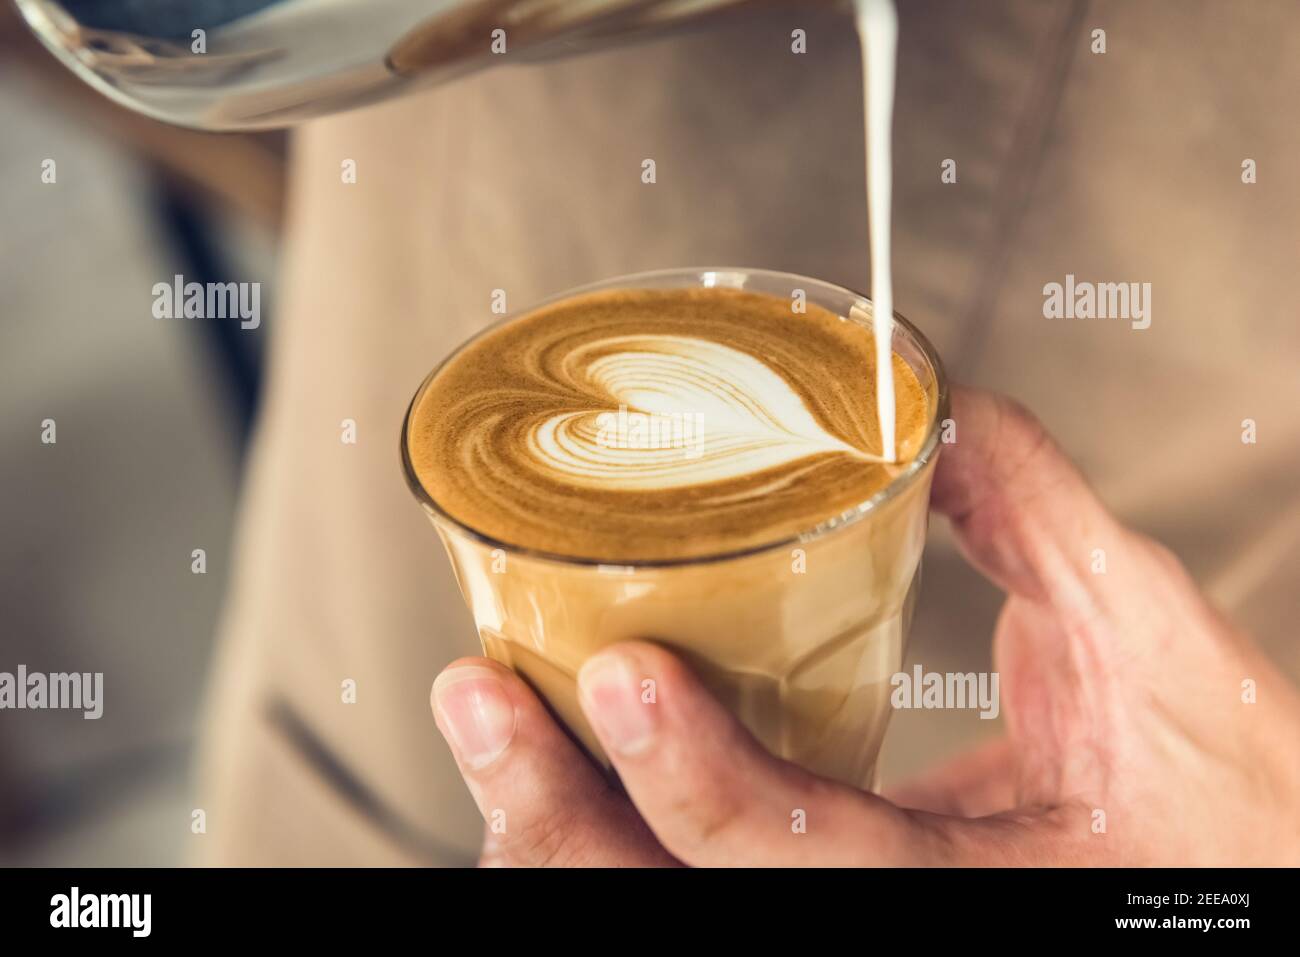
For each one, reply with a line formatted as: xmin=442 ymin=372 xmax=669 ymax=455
xmin=403 ymin=268 xmax=947 ymax=788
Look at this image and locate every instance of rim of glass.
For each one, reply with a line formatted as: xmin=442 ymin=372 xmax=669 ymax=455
xmin=400 ymin=266 xmax=950 ymax=569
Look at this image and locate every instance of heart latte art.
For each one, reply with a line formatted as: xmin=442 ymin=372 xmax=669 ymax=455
xmin=406 ymin=287 xmax=931 ymax=561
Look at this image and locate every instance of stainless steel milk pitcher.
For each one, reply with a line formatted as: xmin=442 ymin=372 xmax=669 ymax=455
xmin=14 ymin=0 xmax=816 ymax=130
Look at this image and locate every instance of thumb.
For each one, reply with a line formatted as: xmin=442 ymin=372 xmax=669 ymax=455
xmin=577 ymin=641 xmax=1087 ymax=866
xmin=933 ymin=387 xmax=1172 ymax=632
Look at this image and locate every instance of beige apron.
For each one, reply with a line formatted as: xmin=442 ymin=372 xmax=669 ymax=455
xmin=195 ymin=0 xmax=1300 ymax=865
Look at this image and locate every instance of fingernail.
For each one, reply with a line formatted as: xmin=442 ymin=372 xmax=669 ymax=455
xmin=433 ymin=666 xmax=516 ymax=770
xmin=578 ymin=651 xmax=656 ymax=756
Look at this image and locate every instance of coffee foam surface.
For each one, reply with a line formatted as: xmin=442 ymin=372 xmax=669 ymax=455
xmin=407 ymin=287 xmax=931 ymax=561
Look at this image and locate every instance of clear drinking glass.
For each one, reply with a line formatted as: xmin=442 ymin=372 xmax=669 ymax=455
xmin=402 ymin=267 xmax=948 ymax=789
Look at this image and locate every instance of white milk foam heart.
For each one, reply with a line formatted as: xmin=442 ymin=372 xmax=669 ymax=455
xmin=527 ymin=334 xmax=883 ymax=490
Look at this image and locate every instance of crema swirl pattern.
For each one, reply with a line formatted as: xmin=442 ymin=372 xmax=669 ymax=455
xmin=406 ymin=287 xmax=931 ymax=561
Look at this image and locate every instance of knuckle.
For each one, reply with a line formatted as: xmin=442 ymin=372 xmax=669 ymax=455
xmin=994 ymin=394 xmax=1041 ymax=435
xmin=663 ymin=780 xmax=743 ymax=859
xmin=499 ymin=805 xmax=591 ymax=868
xmin=995 ymin=397 xmax=1052 ymax=466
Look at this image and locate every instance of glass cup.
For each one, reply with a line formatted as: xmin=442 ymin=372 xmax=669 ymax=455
xmin=402 ymin=267 xmax=948 ymax=789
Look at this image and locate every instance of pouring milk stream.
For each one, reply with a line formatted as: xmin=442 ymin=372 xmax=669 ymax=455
xmin=855 ymin=0 xmax=899 ymax=463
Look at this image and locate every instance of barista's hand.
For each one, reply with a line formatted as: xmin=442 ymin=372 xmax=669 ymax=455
xmin=431 ymin=386 xmax=1300 ymax=866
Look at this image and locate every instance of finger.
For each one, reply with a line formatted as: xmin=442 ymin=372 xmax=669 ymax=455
xmin=885 ymin=737 xmax=1019 ymax=817
xmin=579 ymin=643 xmax=1089 ymax=866
xmin=432 ymin=657 xmax=676 ymax=867
xmin=933 ymin=387 xmax=1142 ymax=622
